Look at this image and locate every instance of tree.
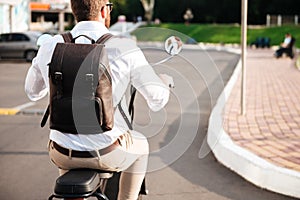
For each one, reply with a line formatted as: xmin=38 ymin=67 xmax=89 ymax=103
xmin=140 ymin=0 xmax=155 ymax=23
xmin=111 ymin=0 xmax=300 ymax=25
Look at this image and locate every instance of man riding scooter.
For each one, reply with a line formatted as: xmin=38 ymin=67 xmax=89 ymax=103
xmin=25 ymin=0 xmax=174 ymax=199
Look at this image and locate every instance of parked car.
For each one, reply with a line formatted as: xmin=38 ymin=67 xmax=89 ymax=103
xmin=0 ymin=31 xmax=42 ymax=62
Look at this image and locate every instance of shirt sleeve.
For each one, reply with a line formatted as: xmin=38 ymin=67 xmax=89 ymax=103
xmin=24 ymin=57 xmax=48 ymax=101
xmin=129 ymin=48 xmax=170 ymax=112
xmin=24 ymin=35 xmax=61 ymax=101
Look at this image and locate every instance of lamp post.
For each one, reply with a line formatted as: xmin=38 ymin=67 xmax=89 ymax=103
xmin=241 ymin=0 xmax=248 ymax=115
xmin=183 ymin=8 xmax=194 ymax=25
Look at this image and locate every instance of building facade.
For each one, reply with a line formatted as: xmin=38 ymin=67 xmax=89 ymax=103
xmin=0 ymin=0 xmax=30 ymax=33
xmin=0 ymin=0 xmax=72 ymax=34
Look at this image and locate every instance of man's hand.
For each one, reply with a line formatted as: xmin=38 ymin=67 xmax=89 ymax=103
xmin=159 ymin=74 xmax=174 ymax=88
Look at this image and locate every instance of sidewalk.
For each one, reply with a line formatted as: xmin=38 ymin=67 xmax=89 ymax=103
xmin=207 ymin=48 xmax=300 ymax=198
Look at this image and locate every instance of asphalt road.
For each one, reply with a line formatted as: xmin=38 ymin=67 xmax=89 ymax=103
xmin=0 ymin=46 xmax=296 ymax=200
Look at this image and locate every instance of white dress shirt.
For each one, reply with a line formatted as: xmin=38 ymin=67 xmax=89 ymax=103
xmin=25 ymin=21 xmax=170 ymax=151
xmin=283 ymin=37 xmax=292 ymax=48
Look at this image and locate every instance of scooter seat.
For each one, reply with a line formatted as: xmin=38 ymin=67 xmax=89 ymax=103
xmin=54 ymin=169 xmax=113 ymax=195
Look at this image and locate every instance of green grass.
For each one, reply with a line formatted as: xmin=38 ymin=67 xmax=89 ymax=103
xmin=132 ymin=23 xmax=300 ymax=48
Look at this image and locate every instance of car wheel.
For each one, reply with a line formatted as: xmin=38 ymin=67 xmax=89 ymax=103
xmin=25 ymin=50 xmax=37 ymax=62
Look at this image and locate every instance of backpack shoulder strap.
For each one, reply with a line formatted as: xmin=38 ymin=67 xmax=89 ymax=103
xmin=96 ymin=33 xmax=114 ymax=44
xmin=61 ymin=32 xmax=73 ymax=43
xmin=61 ymin=32 xmax=113 ymax=44
xmin=41 ymin=105 xmax=49 ymax=127
xmin=118 ymin=102 xmax=133 ymax=130
xmin=96 ymin=33 xmax=133 ymax=130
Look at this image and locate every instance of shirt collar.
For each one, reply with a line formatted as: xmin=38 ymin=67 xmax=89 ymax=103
xmin=70 ymin=21 xmax=109 ymax=36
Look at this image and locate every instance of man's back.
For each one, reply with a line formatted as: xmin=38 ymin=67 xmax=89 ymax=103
xmin=26 ymin=20 xmax=170 ymax=150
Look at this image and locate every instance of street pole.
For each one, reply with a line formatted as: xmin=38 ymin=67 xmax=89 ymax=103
xmin=241 ymin=0 xmax=248 ymax=115
xmin=9 ymin=5 xmax=13 ymax=32
xmin=58 ymin=11 xmax=65 ymax=33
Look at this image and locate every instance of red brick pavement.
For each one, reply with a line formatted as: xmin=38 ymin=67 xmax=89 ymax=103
xmin=223 ymin=48 xmax=300 ymax=172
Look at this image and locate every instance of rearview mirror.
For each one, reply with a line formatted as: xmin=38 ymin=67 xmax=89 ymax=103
xmin=164 ymin=36 xmax=183 ymax=56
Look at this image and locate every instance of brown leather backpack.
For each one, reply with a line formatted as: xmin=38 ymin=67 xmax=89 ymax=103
xmin=41 ymin=33 xmax=114 ymax=134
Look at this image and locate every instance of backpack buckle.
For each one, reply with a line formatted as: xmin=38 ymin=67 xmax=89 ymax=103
xmin=54 ymin=72 xmax=63 ymax=81
xmin=54 ymin=72 xmax=63 ymax=98
xmin=85 ymin=74 xmax=94 ymax=82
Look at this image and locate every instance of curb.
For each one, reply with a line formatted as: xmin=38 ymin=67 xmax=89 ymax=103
xmin=0 ymin=108 xmax=19 ymax=115
xmin=207 ymin=53 xmax=300 ymax=198
xmin=296 ymin=56 xmax=300 ymax=70
xmin=0 ymin=102 xmax=37 ymax=116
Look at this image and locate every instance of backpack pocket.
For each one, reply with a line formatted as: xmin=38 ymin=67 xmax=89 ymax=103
xmin=50 ymin=96 xmax=104 ymax=134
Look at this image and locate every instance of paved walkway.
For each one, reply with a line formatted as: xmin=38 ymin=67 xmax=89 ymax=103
xmin=224 ymin=48 xmax=300 ymax=172
xmin=207 ymin=48 xmax=300 ymax=198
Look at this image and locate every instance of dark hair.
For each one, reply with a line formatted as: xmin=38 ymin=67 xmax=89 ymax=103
xmin=71 ymin=0 xmax=105 ymax=22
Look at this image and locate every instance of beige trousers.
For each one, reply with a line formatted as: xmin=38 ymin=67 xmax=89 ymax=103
xmin=48 ymin=131 xmax=149 ymax=200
